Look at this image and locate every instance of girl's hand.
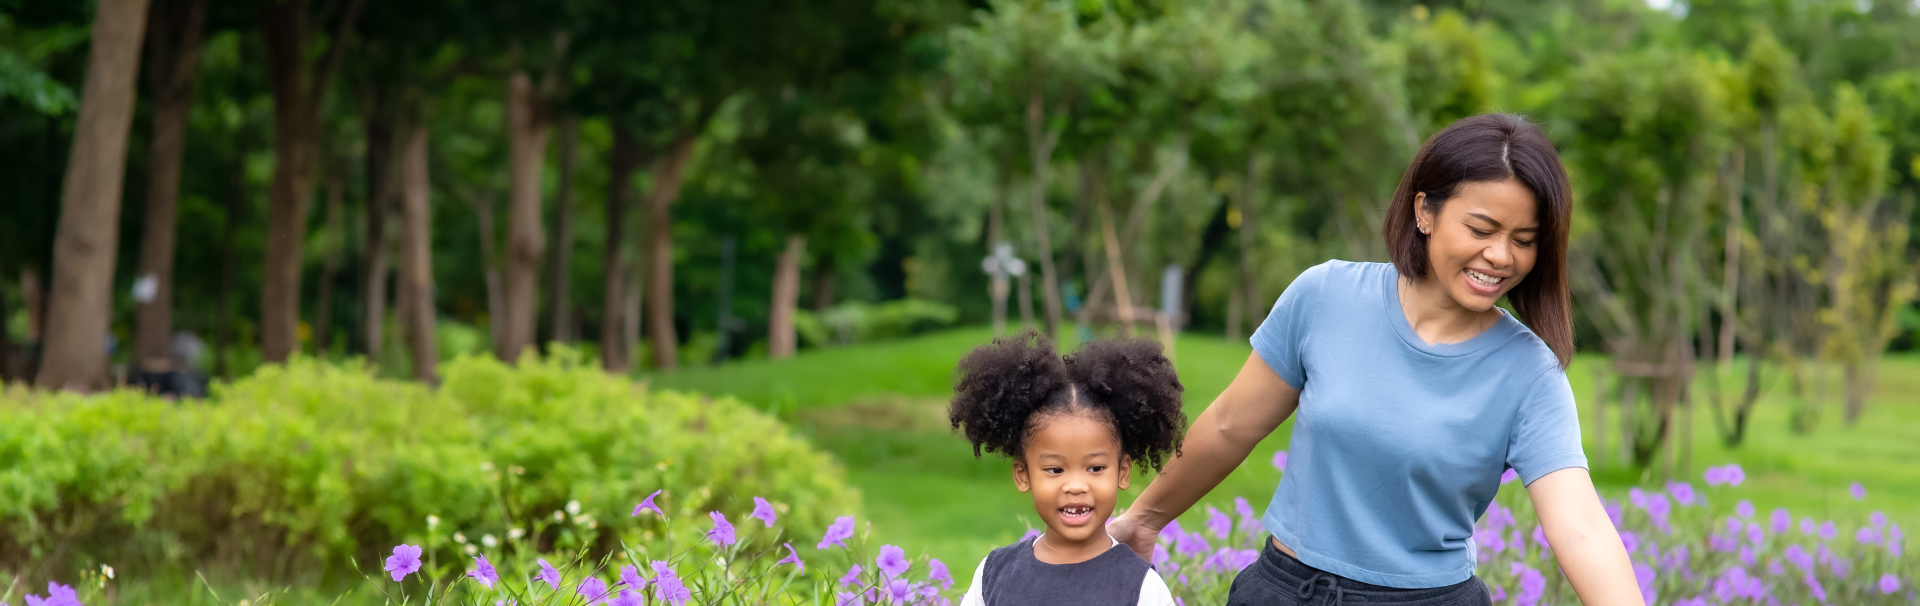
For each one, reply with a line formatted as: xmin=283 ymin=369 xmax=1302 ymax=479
xmin=1107 ymin=511 xmax=1161 ymax=561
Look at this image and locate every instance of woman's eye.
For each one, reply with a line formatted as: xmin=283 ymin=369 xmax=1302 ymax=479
xmin=1515 ymin=239 xmax=1535 ymax=248
xmin=1469 ymin=228 xmax=1492 ymax=238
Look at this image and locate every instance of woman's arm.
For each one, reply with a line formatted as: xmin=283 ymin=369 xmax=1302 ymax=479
xmin=1528 ymin=468 xmax=1644 ymax=606
xmin=1110 ymin=352 xmax=1301 ymax=559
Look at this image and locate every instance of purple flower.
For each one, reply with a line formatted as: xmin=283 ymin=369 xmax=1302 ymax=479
xmin=1881 ymin=574 xmax=1902 ymax=594
xmin=928 ymin=558 xmax=952 ymax=589
xmin=619 ymin=564 xmax=647 ymax=593
xmin=778 ymin=543 xmax=805 ymax=572
xmin=1162 ymin=520 xmax=1184 ymax=542
xmin=1474 ymin=528 xmax=1506 ymax=557
xmin=1785 ymin=545 xmax=1813 ymax=571
xmin=876 ymin=545 xmax=909 ymax=578
xmin=1509 ymin=529 xmax=1526 ymax=559
xmin=1022 ymin=528 xmax=1043 ymax=543
xmin=835 ymin=592 xmax=863 ymax=606
xmin=1175 ymin=527 xmax=1211 ymax=557
xmin=468 ymin=554 xmax=499 ymax=590
xmin=885 ymin=578 xmax=912 ymax=603
xmin=1801 ymin=518 xmax=1815 ymax=535
xmin=1512 ymin=564 xmax=1547 ymax=606
xmin=1152 ymin=544 xmax=1170 ymax=567
xmin=819 ymin=515 xmax=856 ymax=549
xmin=1532 ymin=526 xmax=1551 ymax=557
xmin=1633 ymin=562 xmax=1657 ymax=606
xmin=538 ymin=558 xmax=562 ymax=590
xmin=1618 ymin=531 xmax=1639 ymax=554
xmin=632 ymin=490 xmax=664 ymax=518
xmin=1870 ymin=511 xmax=1888 ymax=528
xmin=1739 ymin=547 xmax=1755 ymax=567
xmin=1668 ymin=481 xmax=1696 ymax=506
xmin=1704 ymin=466 xmax=1726 ymax=486
xmin=1850 ymin=482 xmax=1867 ymax=500
xmin=384 ymin=544 xmax=423 ymax=582
xmin=1501 ymin=468 xmax=1519 ymax=485
xmin=1804 ymin=572 xmax=1827 ymax=603
xmin=1889 ymin=524 xmax=1905 ymax=557
xmin=1735 ymin=500 xmax=1755 ymax=519
xmin=1271 ymin=450 xmax=1288 ymax=470
xmin=23 ymin=582 xmax=79 ymax=606
xmin=1770 ymin=508 xmax=1791 ymax=534
xmin=1857 ymin=526 xmax=1883 ymax=545
xmin=1488 ymin=584 xmax=1507 ymax=602
xmin=1630 ymin=487 xmax=1649 ymax=508
xmin=651 ymin=561 xmax=690 ymax=606
xmin=839 ymin=565 xmax=864 ymax=587
xmin=1234 ymin=549 xmax=1259 ymax=570
xmin=751 ymin=497 xmax=778 ymax=527
xmin=1746 ymin=522 xmax=1765 ymax=547
xmin=1819 ymin=521 xmax=1837 ymax=541
xmin=1235 ymin=497 xmax=1257 ymax=531
xmin=1604 ymin=499 xmax=1624 ymax=529
xmin=610 ymin=590 xmax=646 ymax=606
xmin=578 ymin=576 xmax=610 ymax=604
xmin=706 ymin=511 xmax=737 ymax=547
xmin=1724 ymin=464 xmax=1745 ymax=486
xmin=1206 ymin=506 xmax=1232 ymax=539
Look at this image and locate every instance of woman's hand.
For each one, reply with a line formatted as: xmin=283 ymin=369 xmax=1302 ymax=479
xmin=1108 ymin=511 xmax=1162 ymax=561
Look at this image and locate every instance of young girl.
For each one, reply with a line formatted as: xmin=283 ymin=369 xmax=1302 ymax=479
xmin=948 ymin=331 xmax=1187 ymax=606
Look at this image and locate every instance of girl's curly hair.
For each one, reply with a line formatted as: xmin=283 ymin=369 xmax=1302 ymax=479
xmin=948 ymin=329 xmax=1187 ymax=471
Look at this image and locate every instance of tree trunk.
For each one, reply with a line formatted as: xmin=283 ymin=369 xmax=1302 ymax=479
xmin=1240 ymin=152 xmax=1265 ymax=325
xmin=398 ymin=124 xmax=437 ymax=383
xmin=1097 ymin=199 xmax=1134 ymax=334
xmin=36 ymin=0 xmax=152 ymax=391
xmin=989 ymin=165 xmax=1008 ymax=335
xmin=312 ymin=177 xmax=344 ymax=356
xmin=257 ymin=0 xmax=365 ymax=364
xmin=498 ymin=71 xmax=550 ymax=362
xmin=1718 ymin=147 xmax=1745 ymax=371
xmin=1025 ymin=91 xmax=1064 ymax=337
xmin=599 ymin=124 xmax=641 ymax=372
xmin=810 ymin=252 xmax=835 ymax=312
xmin=132 ymin=0 xmax=207 ymax=373
xmin=361 ymin=92 xmax=394 ymax=360
xmin=546 ymin=116 xmax=578 ymax=344
xmin=471 ymin=188 xmax=504 ymax=353
xmin=647 ymin=136 xmax=698 ymax=371
xmin=769 ymin=234 xmax=806 ymax=359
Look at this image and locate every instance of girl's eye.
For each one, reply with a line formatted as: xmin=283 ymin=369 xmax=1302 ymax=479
xmin=1044 ymin=467 xmax=1064 ymax=475
xmin=1089 ymin=466 xmax=1106 ymax=473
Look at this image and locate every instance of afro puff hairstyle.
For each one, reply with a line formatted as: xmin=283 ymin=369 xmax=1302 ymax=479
xmin=948 ymin=329 xmax=1188 ymax=472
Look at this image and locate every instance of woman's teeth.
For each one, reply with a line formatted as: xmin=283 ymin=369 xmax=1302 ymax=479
xmin=1467 ymin=269 xmax=1503 ymax=287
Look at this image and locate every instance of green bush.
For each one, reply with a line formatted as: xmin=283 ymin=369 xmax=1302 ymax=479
xmin=798 ymin=299 xmax=960 ymax=348
xmin=0 ymin=349 xmax=858 ymax=584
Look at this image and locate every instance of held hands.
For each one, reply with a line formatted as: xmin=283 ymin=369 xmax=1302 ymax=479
xmin=1107 ymin=511 xmax=1162 ymax=561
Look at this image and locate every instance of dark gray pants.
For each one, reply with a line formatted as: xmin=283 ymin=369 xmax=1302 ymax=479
xmin=1227 ymin=539 xmax=1495 ymax=606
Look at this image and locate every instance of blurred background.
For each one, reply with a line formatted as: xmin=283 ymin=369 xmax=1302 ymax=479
xmin=2 ymin=0 xmax=1919 ymax=602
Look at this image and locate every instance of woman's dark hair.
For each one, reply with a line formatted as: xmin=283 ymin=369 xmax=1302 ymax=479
xmin=948 ymin=330 xmax=1187 ymax=471
xmin=1383 ymin=113 xmax=1574 ymax=368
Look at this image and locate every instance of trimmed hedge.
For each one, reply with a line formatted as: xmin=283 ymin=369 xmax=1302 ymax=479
xmin=0 ymin=349 xmax=858 ymax=583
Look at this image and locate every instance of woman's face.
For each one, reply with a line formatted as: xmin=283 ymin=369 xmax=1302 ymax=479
xmin=1415 ymin=179 xmax=1539 ymax=312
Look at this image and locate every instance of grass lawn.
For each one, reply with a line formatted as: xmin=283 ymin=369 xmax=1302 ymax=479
xmin=646 ymin=327 xmax=1920 ymax=586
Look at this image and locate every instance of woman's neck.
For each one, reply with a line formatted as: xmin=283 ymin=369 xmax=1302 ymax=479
xmin=1398 ymin=276 xmax=1497 ymax=345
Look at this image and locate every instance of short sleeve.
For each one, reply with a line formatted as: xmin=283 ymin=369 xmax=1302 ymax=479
xmin=1250 ymin=263 xmax=1327 ymax=389
xmin=1506 ymin=367 xmax=1588 ymax=485
xmin=1137 ymin=569 xmax=1177 ymax=606
xmin=959 ymin=557 xmax=988 ymax=606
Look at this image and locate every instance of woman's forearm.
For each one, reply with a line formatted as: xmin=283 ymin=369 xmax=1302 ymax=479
xmin=1530 ymin=468 xmax=1644 ymax=606
xmin=1128 ymin=353 xmax=1298 ymax=529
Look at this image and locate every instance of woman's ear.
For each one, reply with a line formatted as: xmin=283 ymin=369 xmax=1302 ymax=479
xmin=1013 ymin=459 xmax=1032 ymax=493
xmin=1118 ymin=455 xmax=1133 ymax=490
xmin=1414 ymin=191 xmax=1436 ymax=234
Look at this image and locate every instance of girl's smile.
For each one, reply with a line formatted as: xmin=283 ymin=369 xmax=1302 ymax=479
xmin=1013 ymin=411 xmax=1133 ymax=564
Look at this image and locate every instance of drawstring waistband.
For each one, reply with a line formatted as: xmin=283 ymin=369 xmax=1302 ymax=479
xmin=1297 ymin=572 xmax=1349 ymax=605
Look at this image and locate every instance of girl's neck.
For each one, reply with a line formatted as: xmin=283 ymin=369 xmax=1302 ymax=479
xmin=1033 ymin=530 xmax=1113 ymax=565
xmin=1398 ymin=276 xmax=1497 ymax=345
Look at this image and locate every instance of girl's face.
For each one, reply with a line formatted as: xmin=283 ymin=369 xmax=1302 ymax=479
xmin=1415 ymin=179 xmax=1540 ymax=312
xmin=1013 ymin=412 xmax=1131 ymax=551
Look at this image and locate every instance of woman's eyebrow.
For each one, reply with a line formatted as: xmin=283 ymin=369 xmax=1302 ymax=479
xmin=1467 ymin=212 xmax=1539 ymax=233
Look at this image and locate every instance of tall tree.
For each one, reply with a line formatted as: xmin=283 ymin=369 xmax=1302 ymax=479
xmin=396 ymin=120 xmax=437 ymax=382
xmin=130 ymin=0 xmax=208 ymax=373
xmin=546 ymin=116 xmax=579 ymax=344
xmin=36 ymin=0 xmax=152 ymax=390
xmin=599 ymin=122 xmax=644 ymax=372
xmin=497 ymin=56 xmax=563 ymax=361
xmin=257 ymin=0 xmax=365 ymax=363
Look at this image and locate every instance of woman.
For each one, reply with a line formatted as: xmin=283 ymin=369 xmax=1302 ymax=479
xmin=1107 ymin=114 xmax=1641 ymax=606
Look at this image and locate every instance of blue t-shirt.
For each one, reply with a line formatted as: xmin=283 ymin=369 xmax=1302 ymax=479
xmin=1252 ymin=260 xmax=1586 ymax=589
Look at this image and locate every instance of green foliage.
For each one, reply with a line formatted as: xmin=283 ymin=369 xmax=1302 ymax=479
xmin=0 ymin=351 xmax=857 ymax=582
xmin=798 ymin=299 xmax=959 ymax=348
